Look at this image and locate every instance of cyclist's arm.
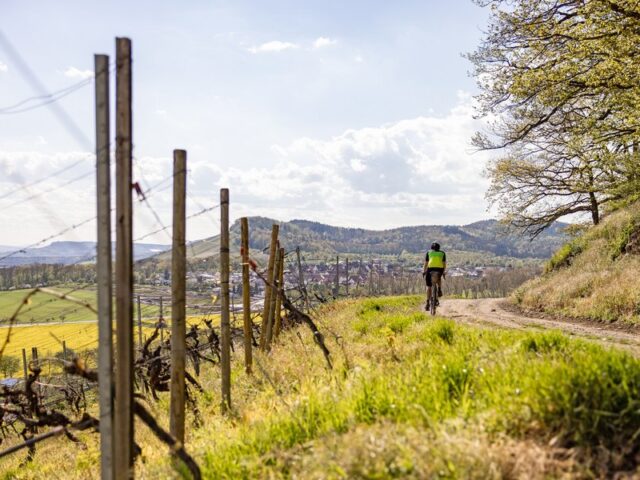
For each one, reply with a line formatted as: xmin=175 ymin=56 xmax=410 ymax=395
xmin=443 ymin=252 xmax=447 ymax=276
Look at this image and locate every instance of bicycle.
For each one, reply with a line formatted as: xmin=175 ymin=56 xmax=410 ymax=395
xmin=424 ymin=271 xmax=443 ymax=316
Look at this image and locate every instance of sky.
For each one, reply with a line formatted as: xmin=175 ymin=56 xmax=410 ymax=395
xmin=0 ymin=0 xmax=493 ymax=246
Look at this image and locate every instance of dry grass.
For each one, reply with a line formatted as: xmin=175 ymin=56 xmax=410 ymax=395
xmin=514 ymin=204 xmax=640 ymax=323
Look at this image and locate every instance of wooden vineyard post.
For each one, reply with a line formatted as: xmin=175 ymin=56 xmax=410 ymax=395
xmin=170 ymin=149 xmax=187 ymax=443
xmin=137 ymin=295 xmax=143 ymax=353
xmin=31 ymin=348 xmax=39 ymax=398
xmin=31 ymin=347 xmax=38 ymax=369
xmin=295 ymin=246 xmax=310 ymax=312
xmin=240 ymin=217 xmax=252 ymax=374
xmin=159 ymin=295 xmax=164 ymax=343
xmin=273 ymin=247 xmax=285 ymax=339
xmin=62 ymin=340 xmax=68 ymax=380
xmin=264 ymin=246 xmax=281 ymax=348
xmin=114 ymin=36 xmax=134 ymax=479
xmin=21 ymin=348 xmax=27 ymax=383
xmin=220 ymin=188 xmax=231 ymax=412
xmin=259 ymin=225 xmax=279 ymax=350
xmin=95 ymin=56 xmax=113 ymax=480
xmin=345 ymin=257 xmax=349 ymax=296
xmin=334 ymin=255 xmax=340 ymax=297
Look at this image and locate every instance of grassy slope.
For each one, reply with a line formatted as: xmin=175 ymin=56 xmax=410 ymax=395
xmin=513 ymin=203 xmax=640 ymax=323
xmin=3 ymin=296 xmax=640 ymax=479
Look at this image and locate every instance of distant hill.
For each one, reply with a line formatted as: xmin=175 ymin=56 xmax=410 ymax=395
xmin=153 ymin=217 xmax=567 ymax=265
xmin=0 ymin=241 xmax=170 ymax=267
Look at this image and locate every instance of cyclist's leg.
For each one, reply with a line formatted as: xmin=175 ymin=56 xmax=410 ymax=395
xmin=425 ymin=271 xmax=432 ymax=307
xmin=431 ymin=272 xmax=441 ymax=304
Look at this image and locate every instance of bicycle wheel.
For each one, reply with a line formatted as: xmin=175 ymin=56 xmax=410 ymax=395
xmin=430 ymin=272 xmax=441 ymax=316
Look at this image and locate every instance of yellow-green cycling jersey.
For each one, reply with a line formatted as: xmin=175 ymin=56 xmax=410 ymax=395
xmin=425 ymin=250 xmax=446 ymax=269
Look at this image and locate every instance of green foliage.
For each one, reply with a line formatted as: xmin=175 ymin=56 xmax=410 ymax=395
xmin=431 ymin=319 xmax=455 ymax=345
xmin=545 ymin=238 xmax=584 ymax=272
xmin=520 ymin=331 xmax=568 ymax=354
xmin=470 ymin=1 xmax=640 ymax=234
xmin=0 ymin=355 xmax=20 ymax=378
xmin=611 ymin=219 xmax=640 ymax=260
xmin=519 ymin=346 xmax=640 ymax=448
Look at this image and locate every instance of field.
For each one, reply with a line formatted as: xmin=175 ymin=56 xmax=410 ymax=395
xmin=0 ymin=287 xmax=98 ymax=324
xmin=0 ymin=285 xmax=233 ymax=370
xmin=2 ymin=295 xmax=639 ymax=478
xmin=0 ymin=286 xmax=222 ymax=326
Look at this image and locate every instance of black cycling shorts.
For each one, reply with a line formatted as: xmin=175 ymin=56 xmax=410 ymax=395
xmin=425 ymin=268 xmax=443 ymax=287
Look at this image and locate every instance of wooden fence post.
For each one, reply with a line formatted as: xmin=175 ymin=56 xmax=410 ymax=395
xmin=21 ymin=348 xmax=27 ymax=382
xmin=259 ymin=225 xmax=279 ymax=350
xmin=170 ymin=149 xmax=187 ymax=443
xmin=240 ymin=217 xmax=252 ymax=374
xmin=295 ymin=246 xmax=310 ymax=312
xmin=95 ymin=53 xmax=114 ymax=480
xmin=334 ymin=255 xmax=339 ymax=297
xmin=220 ymin=188 xmax=231 ymax=412
xmin=31 ymin=347 xmax=38 ymax=369
xmin=61 ymin=340 xmax=68 ymax=378
xmin=265 ymin=244 xmax=280 ymax=347
xmin=137 ymin=295 xmax=143 ymax=353
xmin=273 ymin=247 xmax=285 ymax=339
xmin=159 ymin=295 xmax=165 ymax=343
xmin=264 ymin=245 xmax=281 ymax=348
xmin=114 ymin=36 xmax=134 ymax=479
xmin=345 ymin=257 xmax=349 ymax=296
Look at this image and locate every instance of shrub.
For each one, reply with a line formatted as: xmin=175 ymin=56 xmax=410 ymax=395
xmin=545 ymin=239 xmax=584 ymax=272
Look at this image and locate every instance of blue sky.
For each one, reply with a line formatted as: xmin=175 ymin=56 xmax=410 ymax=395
xmin=0 ymin=0 xmax=492 ymax=245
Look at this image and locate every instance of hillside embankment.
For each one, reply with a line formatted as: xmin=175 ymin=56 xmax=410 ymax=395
xmin=509 ymin=204 xmax=640 ymax=324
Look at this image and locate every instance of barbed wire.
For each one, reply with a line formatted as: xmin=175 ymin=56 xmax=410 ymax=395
xmin=4 ymin=170 xmax=94 ymax=209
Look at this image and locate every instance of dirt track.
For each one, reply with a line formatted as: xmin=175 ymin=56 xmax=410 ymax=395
xmin=437 ymin=298 xmax=640 ymax=355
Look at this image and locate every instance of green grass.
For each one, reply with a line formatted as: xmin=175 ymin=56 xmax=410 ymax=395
xmin=194 ymin=299 xmax=640 ymax=478
xmin=0 ymin=287 xmax=98 ymax=324
xmin=2 ymin=296 xmax=638 ymax=479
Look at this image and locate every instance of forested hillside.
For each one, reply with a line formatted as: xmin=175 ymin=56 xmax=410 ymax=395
xmin=158 ymin=217 xmax=567 ymax=263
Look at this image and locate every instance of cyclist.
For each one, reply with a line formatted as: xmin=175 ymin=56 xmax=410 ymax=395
xmin=423 ymin=242 xmax=446 ymax=311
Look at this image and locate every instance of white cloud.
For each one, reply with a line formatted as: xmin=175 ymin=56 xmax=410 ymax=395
xmin=313 ymin=37 xmax=337 ymax=49
xmin=189 ymin=92 xmax=494 ymax=229
xmin=63 ymin=67 xmax=94 ymax=79
xmin=0 ymin=61 xmax=7 ymax=72
xmin=0 ymin=93 xmax=495 ymax=244
xmin=248 ymin=41 xmax=299 ymax=54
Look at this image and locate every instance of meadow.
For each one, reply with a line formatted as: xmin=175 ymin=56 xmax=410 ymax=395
xmin=1 ymin=295 xmax=638 ymax=478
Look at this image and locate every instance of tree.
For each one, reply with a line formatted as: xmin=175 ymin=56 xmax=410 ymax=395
xmin=485 ymin=139 xmax=627 ymax=235
xmin=469 ymin=0 xmax=640 ymax=233
xmin=0 ymin=355 xmax=20 ymax=378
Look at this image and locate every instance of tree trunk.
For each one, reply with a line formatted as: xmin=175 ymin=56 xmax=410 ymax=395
xmin=589 ymin=191 xmax=600 ymax=225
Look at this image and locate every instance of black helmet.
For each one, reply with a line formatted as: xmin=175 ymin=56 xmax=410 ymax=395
xmin=431 ymin=242 xmax=440 ymax=251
